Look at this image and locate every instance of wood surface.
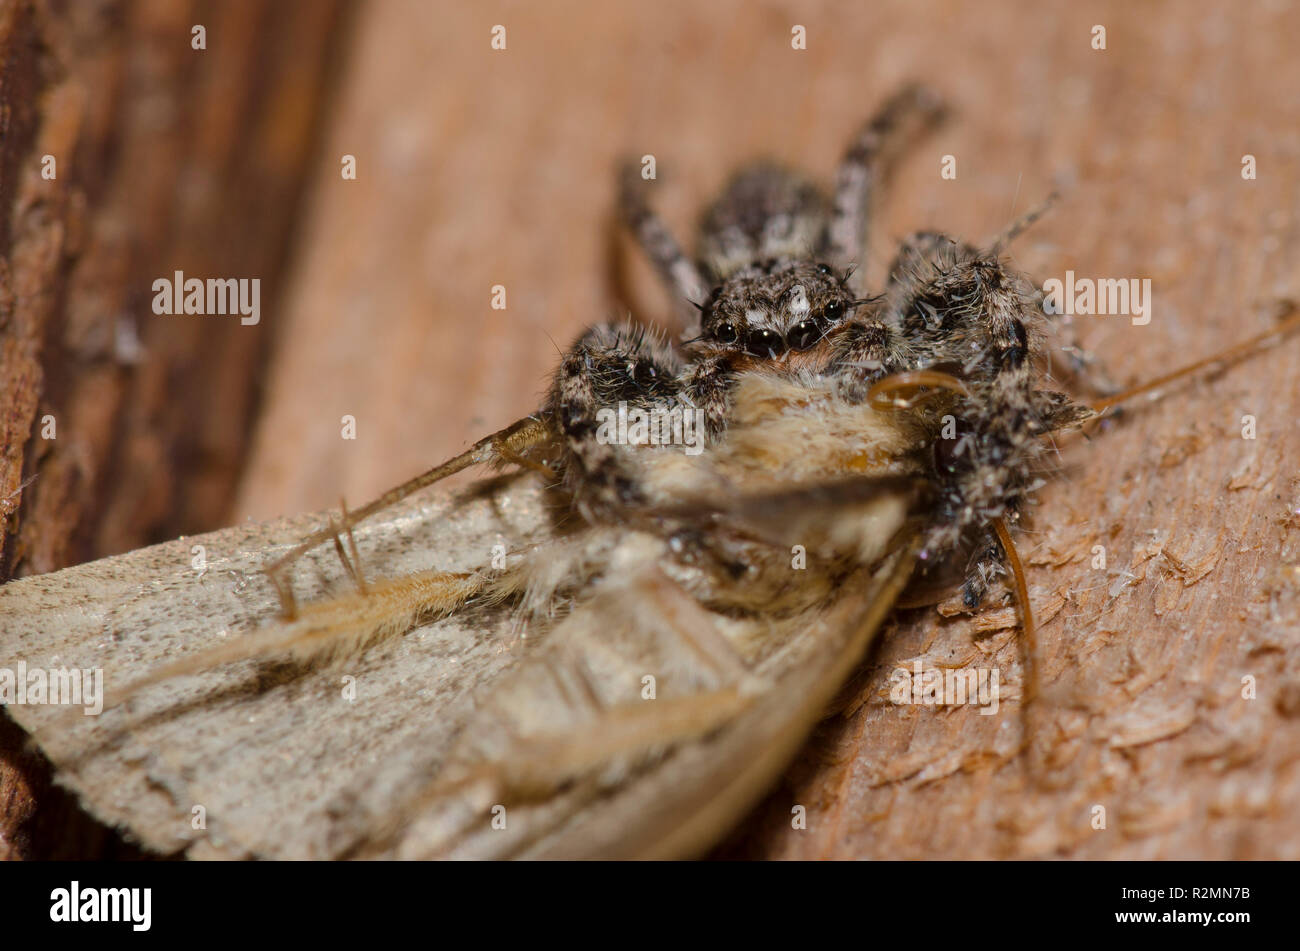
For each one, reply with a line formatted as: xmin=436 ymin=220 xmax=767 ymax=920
xmin=0 ymin=0 xmax=346 ymax=859
xmin=4 ymin=0 xmax=1300 ymax=858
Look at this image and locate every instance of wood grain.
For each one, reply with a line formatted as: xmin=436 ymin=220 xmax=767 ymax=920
xmin=0 ymin=0 xmax=346 ymax=859
xmin=6 ymin=0 xmax=1300 ymax=858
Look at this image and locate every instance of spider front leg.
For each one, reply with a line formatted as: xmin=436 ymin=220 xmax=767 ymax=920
xmin=878 ymin=233 xmax=1096 ymax=574
xmin=885 ymin=232 xmax=1040 ymax=378
xmin=678 ymin=353 xmax=737 ymax=441
xmin=619 ymin=160 xmax=709 ymax=337
xmin=823 ymin=85 xmax=948 ymax=291
xmin=828 ymin=316 xmax=913 ymax=402
xmin=545 ymin=321 xmax=695 ymax=517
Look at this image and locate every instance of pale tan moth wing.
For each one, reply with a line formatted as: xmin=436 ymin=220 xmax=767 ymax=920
xmin=0 ymin=480 xmax=554 ymax=858
xmin=0 ymin=370 xmax=927 ymax=859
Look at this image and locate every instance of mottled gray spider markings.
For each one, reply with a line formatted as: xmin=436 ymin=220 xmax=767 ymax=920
xmin=598 ymin=86 xmax=1093 ymax=609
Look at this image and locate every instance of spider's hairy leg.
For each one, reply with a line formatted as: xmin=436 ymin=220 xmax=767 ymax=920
xmin=545 ymin=321 xmax=691 ymax=517
xmin=829 ymin=315 xmax=913 ymax=401
xmin=990 ymin=196 xmax=1123 ymax=399
xmin=618 ymin=159 xmax=708 ymax=336
xmin=678 ymin=352 xmax=736 ymax=440
xmin=884 ymin=230 xmax=976 ymax=291
xmin=883 ymin=230 xmax=1110 ymax=415
xmin=874 ymin=235 xmax=1095 ymax=567
xmin=265 ymin=415 xmax=555 ymax=617
xmin=824 ymin=84 xmax=948 ymax=288
xmin=889 ymin=232 xmax=1044 ymax=385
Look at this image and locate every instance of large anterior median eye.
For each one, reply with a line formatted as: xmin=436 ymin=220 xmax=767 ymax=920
xmin=745 ymin=328 xmax=783 ymax=357
xmin=786 ymin=319 xmax=822 ymax=351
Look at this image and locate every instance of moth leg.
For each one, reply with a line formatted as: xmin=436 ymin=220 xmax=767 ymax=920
xmin=824 ymin=84 xmax=948 ymax=287
xmin=619 ymin=159 xmax=708 ymax=335
xmin=267 ymin=415 xmax=554 ymax=617
xmin=347 ymin=682 xmax=755 ymax=859
xmin=322 ymin=498 xmax=369 ymax=595
xmin=632 ymin=565 xmax=755 ymax=684
xmin=489 ymin=566 xmax=764 ymax=794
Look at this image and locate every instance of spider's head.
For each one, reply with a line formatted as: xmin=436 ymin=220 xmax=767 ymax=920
xmin=697 ymin=259 xmax=865 ymax=359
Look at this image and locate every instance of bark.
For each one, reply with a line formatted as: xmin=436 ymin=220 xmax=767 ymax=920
xmin=0 ymin=0 xmax=347 ymax=859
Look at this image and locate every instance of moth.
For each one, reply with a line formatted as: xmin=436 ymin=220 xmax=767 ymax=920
xmin=1 ymin=85 xmax=1295 ymax=859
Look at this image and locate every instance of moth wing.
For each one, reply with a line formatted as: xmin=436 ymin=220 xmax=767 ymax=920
xmin=530 ymin=533 xmax=920 ymax=859
xmin=0 ymin=477 xmax=553 ymax=858
xmin=342 ymin=486 xmax=921 ymax=860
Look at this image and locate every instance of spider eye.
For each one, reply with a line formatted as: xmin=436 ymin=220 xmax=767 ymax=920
xmin=786 ymin=319 xmax=821 ymax=351
xmin=714 ymin=322 xmax=737 ymax=344
xmin=817 ymin=263 xmax=834 ymax=276
xmin=745 ymin=328 xmax=783 ymax=358
xmin=823 ymin=300 xmax=846 ymax=321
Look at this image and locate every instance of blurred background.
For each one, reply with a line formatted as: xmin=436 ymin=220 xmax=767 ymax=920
xmin=2 ymin=0 xmax=1298 ymax=859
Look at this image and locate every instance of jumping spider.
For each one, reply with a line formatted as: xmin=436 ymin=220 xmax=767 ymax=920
xmin=267 ymin=84 xmax=1096 ymax=631
xmin=546 ymin=84 xmax=1094 ymax=609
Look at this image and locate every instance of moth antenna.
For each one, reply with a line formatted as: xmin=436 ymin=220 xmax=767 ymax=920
xmin=988 ymin=191 xmax=1059 ymax=255
xmin=992 ymin=516 xmax=1038 ymax=708
xmin=44 ymin=570 xmax=486 ymax=743
xmin=266 ymin=414 xmax=554 ymax=617
xmin=1089 ymin=301 xmax=1300 ymax=413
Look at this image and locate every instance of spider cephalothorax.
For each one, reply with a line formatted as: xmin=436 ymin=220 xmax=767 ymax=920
xmin=697 ymin=259 xmax=867 ymax=359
